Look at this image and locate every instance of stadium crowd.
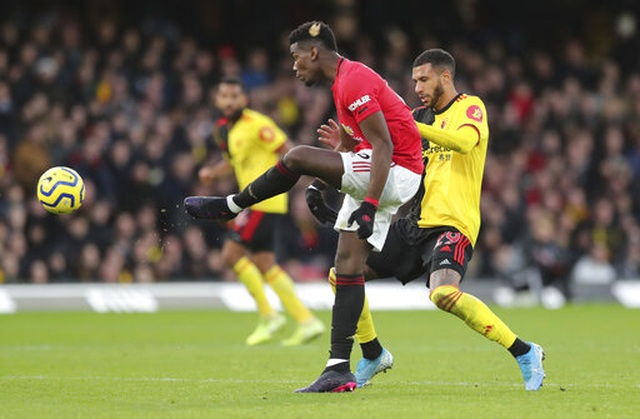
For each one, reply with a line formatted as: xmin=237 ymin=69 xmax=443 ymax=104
xmin=0 ymin=1 xmax=639 ymax=301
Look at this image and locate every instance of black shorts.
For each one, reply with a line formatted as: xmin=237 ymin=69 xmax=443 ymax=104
xmin=225 ymin=210 xmax=283 ymax=253
xmin=366 ymin=218 xmax=474 ymax=286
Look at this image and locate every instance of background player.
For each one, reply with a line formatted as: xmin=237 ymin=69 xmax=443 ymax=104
xmin=310 ymin=49 xmax=546 ymax=391
xmin=198 ymin=77 xmax=324 ymax=346
xmin=185 ymin=21 xmax=424 ymax=393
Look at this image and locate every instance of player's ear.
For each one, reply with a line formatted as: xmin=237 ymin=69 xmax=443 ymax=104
xmin=441 ymin=69 xmax=453 ymax=83
xmin=310 ymin=45 xmax=320 ymax=61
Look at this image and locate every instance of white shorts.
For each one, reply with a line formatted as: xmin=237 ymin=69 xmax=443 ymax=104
xmin=335 ymin=150 xmax=422 ymax=251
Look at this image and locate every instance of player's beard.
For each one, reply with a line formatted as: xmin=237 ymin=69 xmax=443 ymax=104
xmin=431 ymin=82 xmax=444 ymax=109
xmin=225 ymin=108 xmax=244 ymax=122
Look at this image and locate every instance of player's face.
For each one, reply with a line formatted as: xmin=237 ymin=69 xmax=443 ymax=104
xmin=290 ymin=42 xmax=320 ymax=86
xmin=412 ymin=63 xmax=446 ymax=110
xmin=215 ymin=83 xmax=247 ymax=119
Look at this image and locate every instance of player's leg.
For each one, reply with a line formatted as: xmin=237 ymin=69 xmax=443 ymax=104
xmin=242 ymin=212 xmax=324 ymax=346
xmin=350 ymin=220 xmax=427 ymax=387
xmin=328 ymin=267 xmax=377 ymax=347
xmin=221 ymin=238 xmax=284 ymax=345
xmin=427 ymin=230 xmax=546 ymax=390
xmin=252 ymin=252 xmax=325 ymax=346
xmin=295 ymin=231 xmax=369 ymax=393
xmin=327 ymin=267 xmax=393 ymax=388
xmin=296 ymin=157 xmax=422 ymax=393
xmin=185 ymin=146 xmax=344 ymax=221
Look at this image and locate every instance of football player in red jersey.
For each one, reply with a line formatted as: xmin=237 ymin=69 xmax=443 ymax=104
xmin=184 ymin=21 xmax=423 ymax=392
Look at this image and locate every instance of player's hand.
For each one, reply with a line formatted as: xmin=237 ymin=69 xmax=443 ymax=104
xmin=348 ymin=201 xmax=377 ymax=239
xmin=317 ymin=118 xmax=341 ymax=149
xmin=198 ymin=167 xmax=216 ymax=185
xmin=305 ymin=185 xmax=338 ymax=225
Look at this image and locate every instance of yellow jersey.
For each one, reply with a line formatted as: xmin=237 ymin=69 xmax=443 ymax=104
xmin=214 ymin=108 xmax=288 ymax=214
xmin=418 ymin=94 xmax=489 ymax=246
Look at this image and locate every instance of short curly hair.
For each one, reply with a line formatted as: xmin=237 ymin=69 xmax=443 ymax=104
xmin=288 ymin=21 xmax=337 ymax=52
xmin=413 ymin=49 xmax=456 ymax=76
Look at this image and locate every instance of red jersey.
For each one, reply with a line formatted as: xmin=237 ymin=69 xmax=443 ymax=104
xmin=332 ymin=57 xmax=423 ymax=174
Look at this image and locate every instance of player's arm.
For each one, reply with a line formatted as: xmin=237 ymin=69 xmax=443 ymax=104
xmin=415 ymin=121 xmax=479 ymax=154
xmin=199 ymin=159 xmax=233 ymax=185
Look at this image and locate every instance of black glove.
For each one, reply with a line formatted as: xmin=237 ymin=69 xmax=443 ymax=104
xmin=348 ymin=201 xmax=377 ymax=239
xmin=305 ymin=185 xmax=338 ymax=225
xmin=413 ymin=107 xmax=435 ymax=125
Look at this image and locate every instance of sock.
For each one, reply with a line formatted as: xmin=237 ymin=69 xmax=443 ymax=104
xmin=329 ymin=273 xmax=365 ymax=361
xmin=226 ymin=196 xmax=243 ymax=213
xmin=429 ymin=285 xmax=518 ymax=349
xmin=328 ymin=268 xmax=378 ymax=346
xmin=508 ymin=338 xmax=532 ymax=358
xmin=360 ymin=338 xmax=383 ymax=360
xmin=264 ymin=265 xmax=314 ymax=324
xmin=233 ymin=257 xmax=274 ymax=317
xmin=324 ymin=359 xmax=350 ymax=373
xmin=233 ymin=159 xmax=300 ymax=209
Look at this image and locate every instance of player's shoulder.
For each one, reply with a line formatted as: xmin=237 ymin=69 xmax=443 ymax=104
xmin=453 ymin=93 xmax=488 ymax=124
xmin=241 ymin=108 xmax=266 ymax=120
xmin=241 ymin=108 xmax=277 ymax=125
xmin=341 ymin=58 xmax=381 ymax=81
xmin=455 ymin=93 xmax=486 ymax=108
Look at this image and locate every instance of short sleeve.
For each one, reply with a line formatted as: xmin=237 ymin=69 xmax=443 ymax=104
xmin=341 ymin=70 xmax=382 ymax=123
xmin=257 ymin=120 xmax=288 ymax=152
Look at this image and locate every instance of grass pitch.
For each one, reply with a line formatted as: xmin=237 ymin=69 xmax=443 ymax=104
xmin=1 ymin=304 xmax=639 ymax=418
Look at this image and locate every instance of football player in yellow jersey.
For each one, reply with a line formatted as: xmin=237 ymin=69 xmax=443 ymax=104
xmin=198 ymin=78 xmax=324 ymax=346
xmin=311 ymin=49 xmax=546 ymax=390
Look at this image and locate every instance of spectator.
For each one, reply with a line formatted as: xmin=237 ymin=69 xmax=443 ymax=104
xmin=0 ymin=2 xmax=638 ymax=288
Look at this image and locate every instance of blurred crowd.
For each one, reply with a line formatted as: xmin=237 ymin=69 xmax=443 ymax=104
xmin=0 ymin=1 xmax=639 ymax=300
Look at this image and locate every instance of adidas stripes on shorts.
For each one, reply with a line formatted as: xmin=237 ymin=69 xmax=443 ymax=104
xmin=366 ymin=222 xmax=474 ymax=286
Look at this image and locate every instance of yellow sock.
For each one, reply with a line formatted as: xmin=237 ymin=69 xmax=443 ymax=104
xmin=429 ymin=285 xmax=517 ymax=348
xmin=264 ymin=265 xmax=313 ymax=324
xmin=328 ymin=267 xmax=377 ymax=343
xmin=233 ymin=257 xmax=274 ymax=317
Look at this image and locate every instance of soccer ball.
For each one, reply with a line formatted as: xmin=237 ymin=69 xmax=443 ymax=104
xmin=36 ymin=166 xmax=85 ymax=214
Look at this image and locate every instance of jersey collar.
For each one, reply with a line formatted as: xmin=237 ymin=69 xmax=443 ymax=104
xmin=434 ymin=93 xmax=463 ymax=115
xmin=336 ymin=56 xmax=345 ymax=78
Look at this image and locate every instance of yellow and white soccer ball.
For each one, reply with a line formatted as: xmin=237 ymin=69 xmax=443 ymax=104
xmin=36 ymin=166 xmax=85 ymax=214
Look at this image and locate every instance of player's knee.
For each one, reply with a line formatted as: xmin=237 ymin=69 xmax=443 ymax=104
xmin=334 ymin=247 xmax=362 ymax=273
xmin=282 ymin=145 xmax=313 ymax=172
xmin=429 ymin=284 xmax=460 ymax=311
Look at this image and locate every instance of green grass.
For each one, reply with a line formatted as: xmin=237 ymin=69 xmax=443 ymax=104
xmin=1 ymin=305 xmax=639 ymax=418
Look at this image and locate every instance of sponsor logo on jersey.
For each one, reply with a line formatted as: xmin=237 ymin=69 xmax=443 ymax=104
xmin=348 ymin=95 xmax=371 ymax=111
xmin=425 ymin=145 xmax=451 ymax=155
